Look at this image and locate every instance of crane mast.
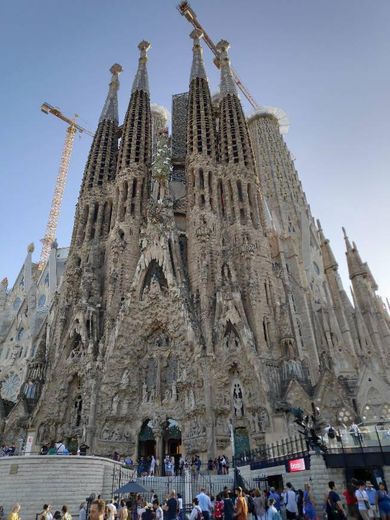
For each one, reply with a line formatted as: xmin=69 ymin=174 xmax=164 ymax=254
xmin=38 ymin=103 xmax=93 ymax=269
xmin=177 ymin=1 xmax=261 ymax=110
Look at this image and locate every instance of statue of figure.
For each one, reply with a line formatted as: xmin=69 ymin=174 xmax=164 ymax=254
xmin=149 ymin=387 xmax=155 ymax=402
xmin=171 ymin=381 xmax=177 ymax=402
xmin=189 ymin=389 xmax=195 ymax=409
xmin=120 ymin=369 xmax=129 ymax=389
xmin=112 ymin=394 xmax=119 ymax=414
xmin=74 ymin=395 xmax=82 ymax=427
xmin=258 ymin=408 xmax=270 ymax=431
xmin=142 ymin=382 xmax=148 ymax=403
xmin=164 ymin=389 xmax=171 ymax=402
xmin=233 ymin=383 xmax=244 ymax=417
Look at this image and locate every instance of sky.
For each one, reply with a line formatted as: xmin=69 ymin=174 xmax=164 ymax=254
xmin=1 ymin=0 xmax=389 ymax=302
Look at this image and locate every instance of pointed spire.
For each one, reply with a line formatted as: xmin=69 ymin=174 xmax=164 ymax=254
xmin=216 ymin=40 xmax=238 ymax=97
xmin=190 ymin=29 xmax=207 ymax=82
xmin=317 ymin=220 xmax=338 ymax=271
xmin=342 ymin=226 xmax=352 ymax=250
xmin=131 ymin=40 xmax=151 ymax=95
xmin=99 ymin=63 xmax=122 ymax=123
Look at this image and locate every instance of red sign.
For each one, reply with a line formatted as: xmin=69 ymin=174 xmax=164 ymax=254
xmin=288 ymin=458 xmax=306 ymax=472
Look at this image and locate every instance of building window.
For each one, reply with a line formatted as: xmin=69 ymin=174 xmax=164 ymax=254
xmin=44 ymin=273 xmax=49 ymax=286
xmin=16 ymin=328 xmax=24 ymax=341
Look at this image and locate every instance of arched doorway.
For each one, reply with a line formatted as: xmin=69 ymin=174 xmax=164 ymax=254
xmin=234 ymin=427 xmax=250 ymax=457
xmin=138 ymin=420 xmax=156 ymax=458
xmin=162 ymin=418 xmax=182 ymax=474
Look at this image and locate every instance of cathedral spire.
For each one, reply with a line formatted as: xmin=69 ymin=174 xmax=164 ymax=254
xmin=80 ymin=64 xmax=122 ymax=195
xmin=216 ymin=39 xmax=238 ymax=97
xmin=99 ymin=63 xmax=122 ymax=123
xmin=216 ymin=39 xmax=254 ymax=170
xmin=190 ymin=29 xmax=207 ymax=82
xmin=132 ymin=40 xmax=151 ymax=94
xmin=186 ymin=30 xmax=217 ymax=160
xmin=117 ymin=41 xmax=152 ymax=171
xmin=317 ymin=220 xmax=338 ymax=271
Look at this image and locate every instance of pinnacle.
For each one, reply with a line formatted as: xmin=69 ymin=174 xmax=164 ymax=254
xmin=189 ymin=29 xmax=207 ymax=82
xmin=131 ymin=41 xmax=151 ymax=94
xmin=99 ymin=63 xmax=122 ymax=123
xmin=216 ymin=38 xmax=238 ymax=97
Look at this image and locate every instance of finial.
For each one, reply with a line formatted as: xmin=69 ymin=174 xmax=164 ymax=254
xmin=216 ymin=39 xmax=237 ymax=97
xmin=342 ymin=226 xmax=352 ymax=250
xmin=110 ymin=63 xmax=123 ymax=75
xmin=316 ymin=219 xmax=322 ymax=232
xmin=99 ymin=63 xmax=122 ymax=123
xmin=132 ymin=41 xmax=151 ymax=94
xmin=1 ymin=277 xmax=8 ymax=289
xmin=189 ymin=29 xmax=207 ymax=82
xmin=27 ymin=243 xmax=35 ymax=254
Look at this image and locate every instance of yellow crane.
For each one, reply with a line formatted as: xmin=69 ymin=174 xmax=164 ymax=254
xmin=177 ymin=1 xmax=261 ymax=110
xmin=38 ymin=102 xmax=94 ymax=269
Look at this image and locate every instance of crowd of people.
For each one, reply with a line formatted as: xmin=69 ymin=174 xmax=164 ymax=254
xmin=0 ymin=478 xmax=389 ymax=520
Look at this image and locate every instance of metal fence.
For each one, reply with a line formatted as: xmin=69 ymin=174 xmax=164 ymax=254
xmin=233 ymin=435 xmax=308 ymax=468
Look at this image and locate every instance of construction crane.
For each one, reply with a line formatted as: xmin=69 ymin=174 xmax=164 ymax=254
xmin=38 ymin=102 xmax=94 ymax=269
xmin=177 ymin=1 xmax=261 ymax=110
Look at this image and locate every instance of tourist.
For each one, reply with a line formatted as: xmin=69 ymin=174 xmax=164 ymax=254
xmin=356 ymin=480 xmax=372 ymax=520
xmin=79 ymin=442 xmax=89 ymax=456
xmin=78 ymin=503 xmax=87 ymax=520
xmin=303 ymin=483 xmax=316 ymax=520
xmin=266 ymin=499 xmax=281 ymax=520
xmin=343 ymin=479 xmax=359 ymax=520
xmin=89 ymin=499 xmax=106 ymax=520
xmin=177 ymin=494 xmax=184 ymax=520
xmin=376 ymin=483 xmax=390 ymax=520
xmin=119 ymin=500 xmax=128 ymax=520
xmin=269 ymin=488 xmax=281 ymax=512
xmin=107 ymin=500 xmax=117 ymax=520
xmin=214 ymin=494 xmax=224 ymax=520
xmin=349 ymin=421 xmax=363 ymax=446
xmin=190 ymin=498 xmax=202 ymax=520
xmin=366 ymin=482 xmax=379 ymax=518
xmin=40 ymin=444 xmax=49 ymax=455
xmin=39 ymin=504 xmax=51 ymax=520
xmin=141 ymin=504 xmax=153 ymax=520
xmin=284 ymin=483 xmax=298 ymax=520
xmin=223 ymin=490 xmax=235 ymax=520
xmin=7 ymin=504 xmax=21 ymax=520
xmin=296 ymin=490 xmax=304 ymax=519
xmin=326 ymin=481 xmax=345 ymax=520
xmin=197 ymin=488 xmax=212 ymax=520
xmin=235 ymin=488 xmax=248 ymax=520
xmin=152 ymin=500 xmax=163 ymax=520
xmin=149 ymin=455 xmax=156 ymax=476
xmin=253 ymin=488 xmax=266 ymax=520
xmin=61 ymin=506 xmax=72 ymax=520
xmin=163 ymin=491 xmax=178 ymax=520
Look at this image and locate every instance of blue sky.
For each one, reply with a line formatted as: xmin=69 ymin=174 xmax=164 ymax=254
xmin=1 ymin=0 xmax=389 ymax=302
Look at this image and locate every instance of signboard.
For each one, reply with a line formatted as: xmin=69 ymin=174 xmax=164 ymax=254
xmin=287 ymin=457 xmax=306 ymax=472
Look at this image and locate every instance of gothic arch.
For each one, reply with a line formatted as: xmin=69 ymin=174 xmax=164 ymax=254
xmin=140 ymin=259 xmax=168 ymax=299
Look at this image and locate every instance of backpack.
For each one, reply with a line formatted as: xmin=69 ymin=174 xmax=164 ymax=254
xmin=247 ymin=496 xmax=255 ymax=514
xmin=196 ymin=509 xmax=204 ymax=520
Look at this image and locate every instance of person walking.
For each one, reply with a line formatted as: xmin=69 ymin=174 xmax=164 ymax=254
xmin=163 ymin=491 xmax=178 ymax=520
xmin=7 ymin=505 xmax=21 ymax=520
xmin=197 ymin=489 xmax=212 ymax=520
xmin=39 ymin=505 xmax=51 ymax=520
xmin=269 ymin=489 xmax=281 ymax=512
xmin=284 ymin=484 xmax=298 ymax=520
xmin=235 ymin=487 xmax=248 ymax=520
xmin=366 ymin=482 xmax=379 ymax=518
xmin=119 ymin=500 xmax=129 ymax=520
xmin=326 ymin=482 xmax=346 ymax=520
xmin=376 ymin=483 xmax=390 ymax=520
xmin=356 ymin=481 xmax=372 ymax=520
xmin=89 ymin=499 xmax=106 ymax=520
xmin=190 ymin=498 xmax=202 ymax=520
xmin=253 ymin=489 xmax=266 ymax=520
xmin=61 ymin=506 xmax=72 ymax=520
xmin=223 ymin=490 xmax=235 ymax=520
xmin=78 ymin=503 xmax=87 ymax=520
xmin=266 ymin=499 xmax=281 ymax=520
xmin=303 ymin=484 xmax=316 ymax=520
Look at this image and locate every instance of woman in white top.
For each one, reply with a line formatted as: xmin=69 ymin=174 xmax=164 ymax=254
xmin=190 ymin=498 xmax=202 ymax=520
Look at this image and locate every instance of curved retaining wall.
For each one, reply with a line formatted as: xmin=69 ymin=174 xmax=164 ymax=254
xmin=0 ymin=456 xmax=124 ymax=520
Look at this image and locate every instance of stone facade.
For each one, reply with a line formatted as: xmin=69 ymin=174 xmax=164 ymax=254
xmin=0 ymin=33 xmax=389 ymax=461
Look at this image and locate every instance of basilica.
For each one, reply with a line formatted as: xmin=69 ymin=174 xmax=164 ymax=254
xmin=0 ymin=30 xmax=389 ymax=461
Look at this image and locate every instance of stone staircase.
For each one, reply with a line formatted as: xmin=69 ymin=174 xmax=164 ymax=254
xmin=0 ymin=455 xmax=130 ymax=520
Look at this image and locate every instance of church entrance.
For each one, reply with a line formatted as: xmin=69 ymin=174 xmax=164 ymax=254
xmin=234 ymin=427 xmax=250 ymax=457
xmin=138 ymin=420 xmax=156 ymax=458
xmin=162 ymin=418 xmax=182 ymax=475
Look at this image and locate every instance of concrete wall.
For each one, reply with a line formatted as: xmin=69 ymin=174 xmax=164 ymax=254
xmin=240 ymin=453 xmax=345 ymax=506
xmin=0 ymin=456 xmax=126 ymax=520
